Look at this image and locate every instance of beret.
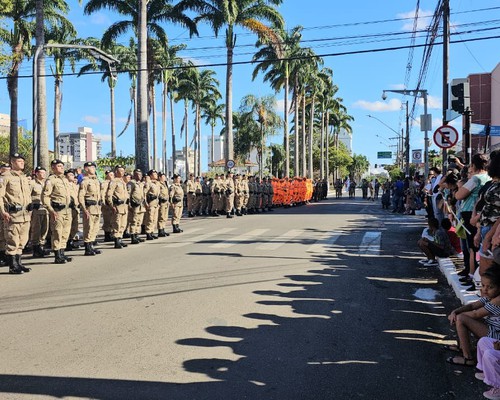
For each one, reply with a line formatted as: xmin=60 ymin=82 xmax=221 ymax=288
xmin=10 ymin=153 xmax=25 ymax=160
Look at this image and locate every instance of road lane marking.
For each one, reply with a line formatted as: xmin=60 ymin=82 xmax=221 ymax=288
xmin=358 ymin=231 xmax=381 ymax=255
xmin=255 ymin=229 xmax=304 ymax=251
xmin=211 ymin=229 xmax=270 ymax=249
xmin=306 ymin=231 xmax=342 ymax=253
xmin=162 ymin=228 xmax=236 ymax=248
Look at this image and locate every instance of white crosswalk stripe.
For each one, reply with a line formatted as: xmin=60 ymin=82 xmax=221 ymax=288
xmin=211 ymin=228 xmax=270 ymax=249
xmin=255 ymin=229 xmax=305 ymax=251
xmin=162 ymin=228 xmax=235 ymax=248
xmin=358 ymin=231 xmax=381 ymax=255
xmin=306 ymin=231 xmax=342 ymax=253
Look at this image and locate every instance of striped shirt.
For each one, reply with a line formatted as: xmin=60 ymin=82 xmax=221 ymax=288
xmin=479 ymin=297 xmax=500 ymax=339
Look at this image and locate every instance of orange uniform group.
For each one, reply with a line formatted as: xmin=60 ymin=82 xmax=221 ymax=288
xmin=271 ymin=177 xmax=313 ymax=207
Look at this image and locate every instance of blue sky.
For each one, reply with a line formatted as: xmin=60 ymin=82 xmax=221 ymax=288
xmin=1 ymin=0 xmax=499 ymax=170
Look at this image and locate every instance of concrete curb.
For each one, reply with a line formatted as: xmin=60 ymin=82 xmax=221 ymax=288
xmin=437 ymin=257 xmax=478 ymax=305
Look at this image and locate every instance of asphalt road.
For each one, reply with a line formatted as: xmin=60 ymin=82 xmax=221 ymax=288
xmin=0 ymin=195 xmax=486 ymax=399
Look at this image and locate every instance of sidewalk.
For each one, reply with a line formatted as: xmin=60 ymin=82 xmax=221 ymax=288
xmin=437 ymin=256 xmax=478 ymax=305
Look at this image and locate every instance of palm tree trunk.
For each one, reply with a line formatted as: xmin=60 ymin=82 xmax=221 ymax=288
xmin=36 ymin=0 xmax=48 ymax=168
xmin=7 ymin=70 xmax=19 ymax=154
xmin=136 ymin=0 xmax=149 ymax=172
xmin=211 ymin=123 xmax=215 ymax=166
xmin=151 ymin=84 xmax=157 ymax=170
xmin=325 ymin=111 xmax=330 ymax=187
xmin=184 ymin=99 xmax=189 ymax=178
xmin=196 ymin=104 xmax=201 ymax=176
xmin=308 ymin=97 xmax=315 ymax=179
xmin=170 ymin=92 xmax=176 ymax=174
xmin=301 ymin=92 xmax=306 ymax=177
xmin=54 ymin=77 xmax=62 ymax=159
xmin=320 ymin=110 xmax=324 ymax=180
xmin=162 ymin=80 xmax=167 ymax=174
xmin=284 ymin=65 xmax=289 ymax=178
xmin=110 ymin=78 xmax=116 ymax=158
xmin=294 ymin=80 xmax=299 ymax=176
xmin=225 ymin=27 xmax=235 ymax=167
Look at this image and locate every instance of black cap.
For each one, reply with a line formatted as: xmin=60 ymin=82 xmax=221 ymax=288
xmin=65 ymin=168 xmax=76 ymax=175
xmin=34 ymin=166 xmax=46 ymax=172
xmin=133 ymin=168 xmax=142 ymax=174
xmin=10 ymin=153 xmax=25 ymax=160
xmin=1 ymin=162 xmax=11 ymax=168
xmin=158 ymin=172 xmax=165 ymax=177
xmin=114 ymin=165 xmax=124 ymax=170
xmin=147 ymin=169 xmax=157 ymax=176
xmin=51 ymin=159 xmax=64 ymax=166
xmin=172 ymin=174 xmax=180 ymax=179
xmin=84 ymin=161 xmax=96 ymax=168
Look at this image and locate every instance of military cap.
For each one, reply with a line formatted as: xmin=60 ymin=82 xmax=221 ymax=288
xmin=158 ymin=172 xmax=165 ymax=177
xmin=34 ymin=166 xmax=46 ymax=172
xmin=172 ymin=173 xmax=180 ymax=179
xmin=1 ymin=162 xmax=11 ymax=168
xmin=84 ymin=161 xmax=96 ymax=168
xmin=114 ymin=164 xmax=124 ymax=170
xmin=65 ymin=168 xmax=76 ymax=175
xmin=10 ymin=153 xmax=25 ymax=160
xmin=51 ymin=159 xmax=64 ymax=166
xmin=133 ymin=168 xmax=143 ymax=174
xmin=124 ymin=172 xmax=131 ymax=177
xmin=147 ymin=169 xmax=157 ymax=176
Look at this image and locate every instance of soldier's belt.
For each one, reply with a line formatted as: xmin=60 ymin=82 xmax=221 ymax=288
xmin=159 ymin=197 xmax=168 ymax=204
xmin=112 ymin=198 xmax=128 ymax=205
xmin=84 ymin=200 xmax=98 ymax=207
xmin=146 ymin=194 xmax=158 ymax=203
xmin=7 ymin=204 xmax=24 ymax=213
xmin=51 ymin=202 xmax=66 ymax=211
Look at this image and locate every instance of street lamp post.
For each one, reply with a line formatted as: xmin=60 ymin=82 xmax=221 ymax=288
xmin=382 ymin=89 xmax=430 ymax=178
xmin=33 ymin=44 xmax=119 ymax=168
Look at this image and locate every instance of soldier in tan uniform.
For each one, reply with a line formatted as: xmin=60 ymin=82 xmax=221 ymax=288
xmin=65 ymin=169 xmax=81 ymax=251
xmin=201 ymin=177 xmax=211 ymax=216
xmin=29 ymin=166 xmax=50 ymax=258
xmin=186 ymin=173 xmax=196 ymax=217
xmin=241 ymin=175 xmax=250 ymax=215
xmin=128 ymin=169 xmax=146 ymax=245
xmin=106 ymin=165 xmax=130 ymax=249
xmin=0 ymin=162 xmax=11 ymax=266
xmin=42 ymin=159 xmax=73 ymax=264
xmin=169 ymin=174 xmax=184 ymax=233
xmin=211 ymin=174 xmax=225 ymax=216
xmin=144 ymin=169 xmax=161 ymax=240
xmin=225 ymin=172 xmax=235 ymax=218
xmin=234 ymin=174 xmax=244 ymax=216
xmin=101 ymin=170 xmax=114 ymax=242
xmin=157 ymin=172 xmax=170 ymax=237
xmin=0 ymin=153 xmax=32 ymax=274
xmin=78 ymin=161 xmax=102 ymax=256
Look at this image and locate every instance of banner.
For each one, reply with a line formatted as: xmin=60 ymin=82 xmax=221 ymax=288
xmin=471 ymin=124 xmax=500 ymax=136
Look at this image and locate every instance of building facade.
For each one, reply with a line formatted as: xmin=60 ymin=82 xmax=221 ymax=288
xmin=59 ymin=127 xmax=101 ymax=163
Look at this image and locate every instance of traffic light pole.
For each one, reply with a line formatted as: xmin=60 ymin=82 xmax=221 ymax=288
xmin=464 ymin=109 xmax=472 ymax=164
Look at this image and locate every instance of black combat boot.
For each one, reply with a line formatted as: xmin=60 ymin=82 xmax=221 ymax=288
xmin=173 ymin=225 xmax=181 ymax=234
xmin=236 ymin=210 xmax=242 ymax=216
xmin=123 ymin=231 xmax=131 ymax=239
xmin=131 ymin=234 xmax=141 ymax=244
xmin=54 ymin=250 xmax=67 ymax=264
xmin=65 ymin=239 xmax=74 ymax=251
xmin=7 ymin=255 xmax=23 ymax=274
xmin=104 ymin=232 xmax=114 ymax=242
xmin=32 ymin=245 xmax=47 ymax=258
xmin=188 ymin=211 xmax=194 ymax=218
xmin=177 ymin=224 xmax=183 ymax=233
xmin=61 ymin=249 xmax=72 ymax=262
xmin=84 ymin=242 xmax=95 ymax=256
xmin=114 ymin=238 xmax=123 ymax=249
xmin=0 ymin=250 xmax=7 ymax=266
xmin=146 ymin=233 xmax=155 ymax=241
xmin=16 ymin=254 xmax=31 ymax=272
xmin=137 ymin=235 xmax=145 ymax=243
xmin=90 ymin=243 xmax=102 ymax=255
xmin=119 ymin=238 xmax=128 ymax=248
xmin=226 ymin=212 xmax=233 ymax=219
xmin=158 ymin=229 xmax=169 ymax=237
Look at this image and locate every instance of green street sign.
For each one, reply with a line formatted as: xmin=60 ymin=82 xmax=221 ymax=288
xmin=377 ymin=151 xmax=392 ymax=159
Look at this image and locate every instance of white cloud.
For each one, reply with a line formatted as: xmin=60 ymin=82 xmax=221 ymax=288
xmin=83 ymin=115 xmax=100 ymax=124
xmin=389 ymin=83 xmax=406 ymax=90
xmin=90 ymin=13 xmax=112 ymax=26
xmin=424 ymin=95 xmax=442 ymax=110
xmin=398 ymin=9 xmax=434 ymax=31
xmin=276 ymin=99 xmax=285 ymax=113
xmin=353 ymin=98 xmax=402 ymax=112
xmin=181 ymin=56 xmax=203 ymax=67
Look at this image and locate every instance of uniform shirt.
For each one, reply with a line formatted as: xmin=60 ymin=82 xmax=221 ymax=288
xmin=212 ymin=179 xmax=225 ymax=194
xmin=106 ymin=177 xmax=129 ymax=212
xmin=194 ymin=181 xmax=202 ymax=195
xmin=30 ymin=178 xmax=46 ymax=210
xmin=78 ymin=175 xmax=102 ymax=215
xmin=145 ymin=180 xmax=161 ymax=206
xmin=101 ymin=180 xmax=112 ymax=205
xmin=169 ymin=183 xmax=184 ymax=205
xmin=186 ymin=179 xmax=196 ymax=194
xmin=225 ymin=178 xmax=235 ymax=194
xmin=128 ymin=179 xmax=146 ymax=211
xmin=69 ymin=181 xmax=79 ymax=208
xmin=158 ymin=181 xmax=170 ymax=204
xmin=0 ymin=170 xmax=32 ymax=222
xmin=42 ymin=173 xmax=72 ymax=213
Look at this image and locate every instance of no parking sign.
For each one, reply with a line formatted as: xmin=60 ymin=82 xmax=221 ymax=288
xmin=412 ymin=149 xmax=423 ymax=164
xmin=433 ymin=125 xmax=459 ymax=149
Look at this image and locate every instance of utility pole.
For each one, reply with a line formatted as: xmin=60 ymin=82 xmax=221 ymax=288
xmin=442 ymin=0 xmax=450 ymax=170
xmin=136 ymin=0 xmax=149 ymax=172
xmin=405 ymin=101 xmax=410 ymax=176
xmin=35 ymin=0 xmax=48 ymax=168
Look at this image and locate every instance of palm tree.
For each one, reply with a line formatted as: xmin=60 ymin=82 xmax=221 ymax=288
xmin=84 ymin=0 xmax=198 ymax=172
xmin=201 ymin=100 xmax=225 ymax=166
xmin=253 ymin=26 xmax=303 ymax=178
xmin=331 ymin=110 xmax=353 ymax=180
xmin=187 ymin=0 xmax=284 ymax=170
xmin=0 ymin=0 xmax=71 ymax=157
xmin=239 ymin=94 xmax=282 ymax=178
xmin=46 ymin=24 xmax=78 ymax=159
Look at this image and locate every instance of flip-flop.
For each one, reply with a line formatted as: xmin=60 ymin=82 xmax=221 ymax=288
xmin=446 ymin=355 xmax=476 ymax=367
xmin=443 ymin=344 xmax=460 ymax=352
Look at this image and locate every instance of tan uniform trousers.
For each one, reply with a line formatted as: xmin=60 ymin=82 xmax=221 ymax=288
xmin=243 ymin=194 xmax=250 ymax=208
xmin=4 ymin=220 xmax=30 ymax=255
xmin=50 ymin=208 xmax=72 ymax=251
xmin=102 ymin=205 xmax=113 ymax=233
xmin=212 ymin=194 xmax=223 ymax=211
xmin=171 ymin=204 xmax=183 ymax=225
xmin=157 ymin=202 xmax=169 ymax=230
xmin=0 ymin=218 xmax=5 ymax=251
xmin=129 ymin=208 xmax=145 ymax=235
xmin=30 ymin=209 xmax=49 ymax=246
xmin=186 ymin=193 xmax=195 ymax=213
xmin=144 ymin=204 xmax=159 ymax=233
xmin=111 ymin=210 xmax=128 ymax=239
xmin=69 ymin=207 xmax=79 ymax=240
xmin=235 ymin=194 xmax=243 ymax=211
xmin=83 ymin=212 xmax=100 ymax=243
xmin=225 ymin=194 xmax=235 ymax=213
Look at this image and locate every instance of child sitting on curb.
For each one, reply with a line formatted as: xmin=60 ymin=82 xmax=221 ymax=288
xmin=417 ymin=217 xmax=455 ymax=266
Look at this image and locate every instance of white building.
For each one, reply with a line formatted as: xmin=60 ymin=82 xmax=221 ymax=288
xmin=59 ymin=127 xmax=101 ymax=164
xmin=207 ymin=135 xmax=224 ymax=165
xmin=167 ymin=147 xmax=194 ymax=179
xmin=338 ymin=128 xmax=352 ymax=154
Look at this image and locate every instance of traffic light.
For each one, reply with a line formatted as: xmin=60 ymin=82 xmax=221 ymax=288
xmin=451 ymin=81 xmax=470 ymax=114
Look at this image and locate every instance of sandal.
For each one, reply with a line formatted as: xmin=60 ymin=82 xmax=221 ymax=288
xmin=446 ymin=355 xmax=476 ymax=367
xmin=443 ymin=344 xmax=461 ymax=352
